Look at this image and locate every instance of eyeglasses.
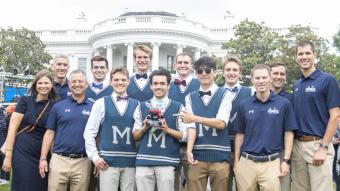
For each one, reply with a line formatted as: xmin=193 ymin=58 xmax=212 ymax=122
xmin=196 ymin=67 xmax=212 ymax=74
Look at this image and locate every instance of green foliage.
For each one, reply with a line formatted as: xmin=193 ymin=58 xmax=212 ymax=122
xmin=222 ymin=19 xmax=281 ymax=86
xmin=0 ymin=27 xmax=51 ymax=74
xmin=222 ymin=21 xmax=340 ymax=86
xmin=333 ymin=28 xmax=340 ymax=52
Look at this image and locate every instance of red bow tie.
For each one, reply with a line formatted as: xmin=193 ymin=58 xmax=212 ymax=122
xmin=174 ymin=79 xmax=187 ymax=86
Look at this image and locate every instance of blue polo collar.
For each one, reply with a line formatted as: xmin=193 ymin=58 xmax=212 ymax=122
xmin=300 ymin=68 xmax=321 ymax=81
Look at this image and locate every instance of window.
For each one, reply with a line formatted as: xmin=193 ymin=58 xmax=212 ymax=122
xmin=78 ymin=58 xmax=87 ymax=71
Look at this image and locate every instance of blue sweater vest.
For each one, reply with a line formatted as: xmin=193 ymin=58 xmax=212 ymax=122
xmin=98 ymin=96 xmax=138 ymax=167
xmin=86 ymin=86 xmax=113 ymax=102
xmin=190 ymin=88 xmax=231 ymax=162
xmin=228 ymin=86 xmax=251 ymax=152
xmin=127 ymin=76 xmax=153 ymax=102
xmin=135 ymin=100 xmax=181 ymax=167
xmin=168 ymin=78 xmax=200 ymax=105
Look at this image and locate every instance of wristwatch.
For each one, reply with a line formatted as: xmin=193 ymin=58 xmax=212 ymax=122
xmin=282 ymin=158 xmax=291 ymax=165
xmin=320 ymin=143 xmax=329 ymax=150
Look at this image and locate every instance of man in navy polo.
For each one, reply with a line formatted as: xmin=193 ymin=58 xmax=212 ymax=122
xmin=39 ymin=70 xmax=93 ymax=191
xmin=127 ymin=45 xmax=153 ymax=102
xmin=84 ymin=67 xmax=137 ymax=191
xmin=168 ymin=52 xmax=199 ymax=191
xmin=133 ymin=68 xmax=187 ymax=191
xmin=180 ymin=56 xmax=233 ymax=191
xmin=51 ymin=54 xmax=71 ymax=100
xmin=269 ymin=61 xmax=293 ymax=191
xmin=222 ymin=56 xmax=252 ymax=191
xmin=234 ymin=64 xmax=297 ymax=191
xmin=86 ymin=55 xmax=113 ymax=102
xmin=270 ymin=62 xmax=292 ymax=101
xmin=291 ymin=40 xmax=340 ymax=191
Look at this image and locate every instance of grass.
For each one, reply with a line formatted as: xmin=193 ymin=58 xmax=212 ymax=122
xmin=0 ymin=183 xmax=10 ymax=191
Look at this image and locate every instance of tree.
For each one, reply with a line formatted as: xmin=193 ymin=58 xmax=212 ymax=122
xmin=222 ymin=21 xmax=340 ymax=87
xmin=222 ymin=19 xmax=281 ymax=86
xmin=333 ymin=28 xmax=340 ymax=53
xmin=0 ymin=27 xmax=51 ymax=74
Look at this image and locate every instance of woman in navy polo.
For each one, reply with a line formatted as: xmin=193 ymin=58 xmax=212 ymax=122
xmin=2 ymin=70 xmax=57 ymax=191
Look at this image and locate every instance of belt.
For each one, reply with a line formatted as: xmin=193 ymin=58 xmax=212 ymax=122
xmin=295 ymin=135 xmax=322 ymax=142
xmin=55 ymin=153 xmax=87 ymax=159
xmin=180 ymin=142 xmax=187 ymax=147
xmin=241 ymin=152 xmax=280 ymax=162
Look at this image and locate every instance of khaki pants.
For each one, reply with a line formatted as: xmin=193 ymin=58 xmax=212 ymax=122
xmin=235 ymin=157 xmax=281 ymax=191
xmin=48 ymin=153 xmax=91 ymax=191
xmin=291 ymin=140 xmax=334 ymax=191
xmin=100 ymin=167 xmax=135 ymax=191
xmin=280 ymin=150 xmax=291 ymax=191
xmin=136 ymin=166 xmax=175 ymax=191
xmin=188 ymin=161 xmax=230 ymax=191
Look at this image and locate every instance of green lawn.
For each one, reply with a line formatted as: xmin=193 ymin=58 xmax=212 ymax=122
xmin=0 ymin=183 xmax=10 ymax=191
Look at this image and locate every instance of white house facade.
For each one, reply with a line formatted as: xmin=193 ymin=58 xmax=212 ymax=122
xmin=36 ymin=11 xmax=233 ymax=79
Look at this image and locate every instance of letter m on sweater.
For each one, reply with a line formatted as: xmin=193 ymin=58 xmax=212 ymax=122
xmin=147 ymin=131 xmax=166 ymax=148
xmin=198 ymin=124 xmax=217 ymax=137
xmin=112 ymin=126 xmax=131 ymax=145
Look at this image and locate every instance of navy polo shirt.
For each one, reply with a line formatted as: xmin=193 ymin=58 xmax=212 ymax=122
xmin=53 ymin=79 xmax=70 ymax=101
xmin=293 ymin=68 xmax=340 ymax=137
xmin=46 ymin=96 xmax=93 ymax=154
xmin=235 ymin=93 xmax=298 ymax=156
xmin=278 ymin=89 xmax=292 ymax=103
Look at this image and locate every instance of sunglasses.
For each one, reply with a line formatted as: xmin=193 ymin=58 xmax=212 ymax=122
xmin=196 ymin=67 xmax=212 ymax=74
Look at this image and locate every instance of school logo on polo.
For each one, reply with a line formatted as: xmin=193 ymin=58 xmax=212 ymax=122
xmin=147 ymin=131 xmax=166 ymax=148
xmin=82 ymin=109 xmax=90 ymax=115
xmin=198 ymin=124 xmax=217 ymax=137
xmin=305 ymin=85 xmax=316 ymax=93
xmin=112 ymin=126 xmax=131 ymax=145
xmin=65 ymin=109 xmax=71 ymax=112
xmin=268 ymin=107 xmax=279 ymax=114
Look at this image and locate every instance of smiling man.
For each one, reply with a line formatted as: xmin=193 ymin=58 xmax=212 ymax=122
xmin=181 ymin=56 xmax=233 ymax=191
xmin=168 ymin=52 xmax=199 ymax=191
xmin=222 ymin=56 xmax=252 ymax=191
xmin=127 ymin=45 xmax=154 ymax=102
xmin=40 ymin=70 xmax=93 ymax=191
xmin=234 ymin=64 xmax=297 ymax=191
xmin=51 ymin=54 xmax=71 ymax=100
xmin=270 ymin=62 xmax=292 ymax=101
xmin=84 ymin=67 xmax=138 ymax=191
xmin=291 ymin=40 xmax=340 ymax=191
xmin=132 ymin=68 xmax=187 ymax=191
xmin=86 ymin=56 xmax=113 ymax=102
xmin=269 ymin=61 xmax=293 ymax=191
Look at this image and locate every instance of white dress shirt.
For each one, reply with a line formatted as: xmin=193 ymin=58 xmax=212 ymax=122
xmin=83 ymin=92 xmax=137 ymax=163
xmin=90 ymin=80 xmax=110 ymax=93
xmin=185 ymin=83 xmax=233 ymax=128
xmin=134 ymin=71 xmax=151 ymax=90
xmin=175 ymin=74 xmax=194 ymax=92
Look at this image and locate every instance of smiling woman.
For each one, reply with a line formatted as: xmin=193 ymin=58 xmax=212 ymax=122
xmin=1 ymin=69 xmax=57 ymax=191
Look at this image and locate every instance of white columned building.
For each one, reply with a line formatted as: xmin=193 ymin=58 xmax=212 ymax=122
xmin=36 ymin=11 xmax=233 ymax=80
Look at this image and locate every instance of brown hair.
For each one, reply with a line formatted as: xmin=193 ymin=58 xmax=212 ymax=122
xmin=251 ymin=64 xmax=270 ymax=77
xmin=91 ymin=55 xmax=108 ymax=68
xmin=222 ymin=56 xmax=243 ymax=73
xmin=29 ymin=69 xmax=57 ymax=100
xmin=133 ymin=45 xmax=152 ymax=59
xmin=110 ymin=67 xmax=130 ymax=81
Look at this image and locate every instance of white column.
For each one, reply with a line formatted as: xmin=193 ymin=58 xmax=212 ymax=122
xmin=176 ymin=44 xmax=183 ymax=55
xmin=106 ymin=45 xmax=113 ymax=72
xmin=125 ymin=42 xmax=134 ymax=75
xmin=152 ymin=42 xmax=161 ymax=71
xmin=94 ymin=48 xmax=100 ymax=56
xmin=194 ymin=48 xmax=201 ymax=61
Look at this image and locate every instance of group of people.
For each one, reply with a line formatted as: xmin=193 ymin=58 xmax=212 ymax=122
xmin=0 ymin=40 xmax=339 ymax=191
